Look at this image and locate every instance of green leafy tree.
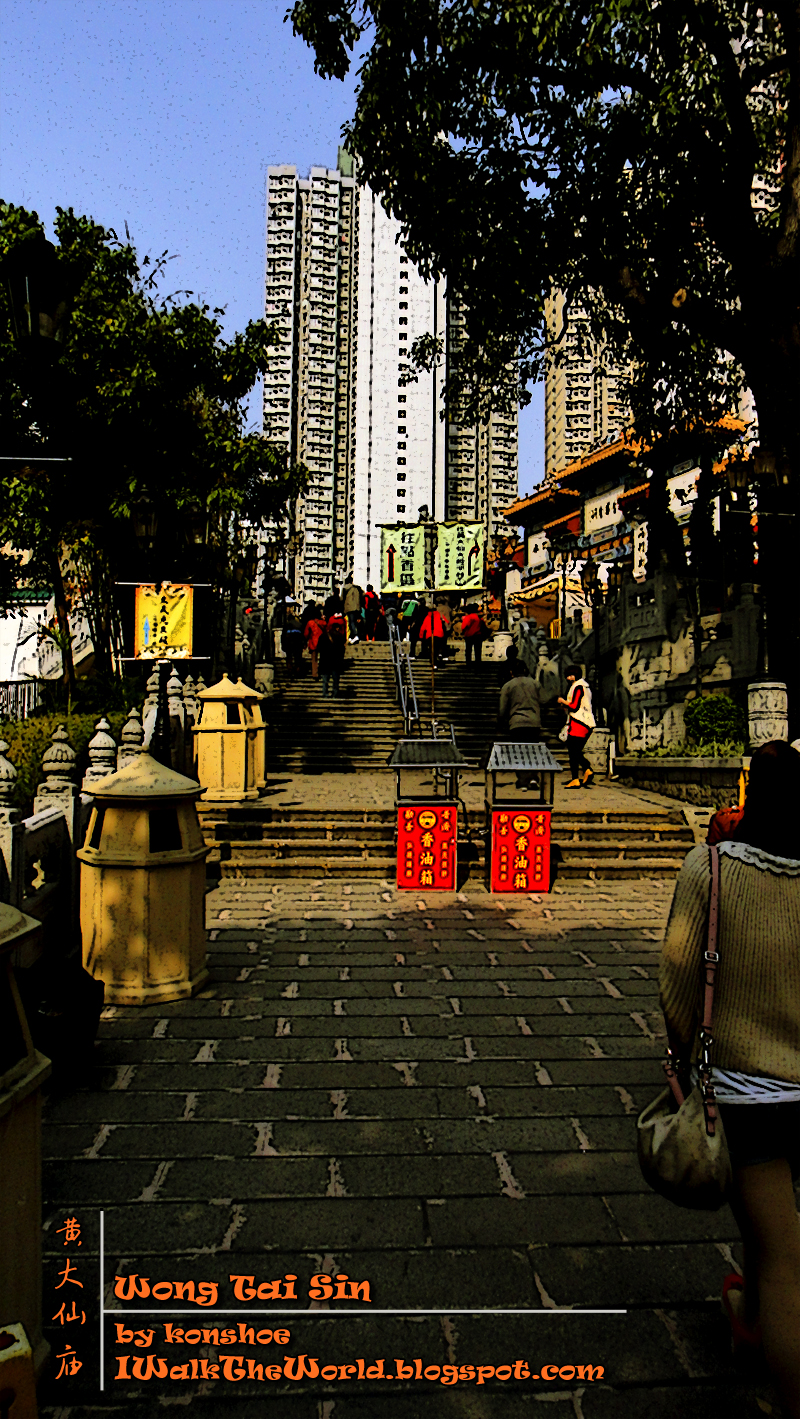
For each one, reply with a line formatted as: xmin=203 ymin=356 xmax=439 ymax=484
xmin=290 ymin=0 xmax=798 ymax=687
xmin=684 ymin=690 xmax=747 ymax=744
xmin=0 ymin=202 xmax=303 ymax=687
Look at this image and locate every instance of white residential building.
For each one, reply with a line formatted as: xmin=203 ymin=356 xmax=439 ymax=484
xmin=263 ymin=158 xmax=357 ymax=603
xmin=264 ymin=154 xmax=519 ymax=597
xmin=351 ymin=187 xmax=447 ymax=587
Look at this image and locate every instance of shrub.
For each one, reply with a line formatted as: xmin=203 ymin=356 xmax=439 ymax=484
xmin=683 ymin=694 xmax=746 ymax=745
xmin=0 ymin=713 xmax=127 ymax=815
xmin=635 ymin=738 xmax=745 ymax=759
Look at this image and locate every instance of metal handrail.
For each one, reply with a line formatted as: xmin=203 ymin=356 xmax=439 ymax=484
xmin=388 ymin=619 xmax=420 ymax=736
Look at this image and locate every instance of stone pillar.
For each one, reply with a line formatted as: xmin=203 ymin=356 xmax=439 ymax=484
xmin=167 ymin=667 xmax=185 ymax=772
xmin=182 ymin=675 xmax=198 ymax=724
xmin=747 ymin=681 xmax=788 ymax=748
xmin=584 ymin=727 xmax=612 ymax=777
xmin=0 ymin=740 xmax=22 ymax=906
xmin=33 ymin=726 xmax=79 ymax=841
xmin=492 ymin=632 xmax=513 ymax=664
xmin=141 ymin=668 xmax=160 ymax=748
xmin=149 ymin=661 xmax=172 ymax=769
xmin=254 ymin=664 xmax=276 ymax=696
xmin=82 ymin=718 xmax=117 ymax=791
xmin=117 ymin=707 xmax=145 ymax=769
xmin=182 ymin=676 xmax=199 ymax=776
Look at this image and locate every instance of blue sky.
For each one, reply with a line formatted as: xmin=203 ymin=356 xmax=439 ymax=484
xmin=2 ymin=0 xmax=543 ymax=492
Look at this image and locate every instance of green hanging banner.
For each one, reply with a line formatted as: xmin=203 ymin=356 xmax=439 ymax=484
xmin=380 ymin=524 xmax=427 ymax=593
xmin=435 ymin=522 xmax=485 ymax=591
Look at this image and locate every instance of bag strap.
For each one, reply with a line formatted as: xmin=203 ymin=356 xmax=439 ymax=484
xmin=662 ymin=844 xmax=721 ymax=1136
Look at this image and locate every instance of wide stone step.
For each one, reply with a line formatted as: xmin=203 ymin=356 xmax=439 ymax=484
xmin=208 ymin=823 xmax=691 ymax=852
xmin=201 ymin=807 xmax=689 ymax=827
xmin=215 ymin=833 xmax=688 ymax=862
xmin=217 ymin=855 xmax=681 ymax=881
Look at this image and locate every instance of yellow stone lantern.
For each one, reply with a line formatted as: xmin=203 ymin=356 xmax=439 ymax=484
xmin=193 ymin=673 xmax=266 ymax=802
xmin=78 ymin=754 xmax=209 ymax=1005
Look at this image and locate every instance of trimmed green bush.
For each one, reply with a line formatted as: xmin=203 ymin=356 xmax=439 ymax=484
xmin=683 ymin=694 xmax=746 ymax=746
xmin=635 ymin=739 xmax=745 ymax=759
xmin=0 ymin=713 xmax=127 ymax=816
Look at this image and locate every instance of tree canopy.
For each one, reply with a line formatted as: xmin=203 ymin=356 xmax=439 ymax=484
xmin=290 ymin=0 xmax=797 ymax=459
xmin=0 ymin=202 xmax=302 ymax=680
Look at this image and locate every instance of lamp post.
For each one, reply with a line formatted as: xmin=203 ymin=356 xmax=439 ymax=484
xmin=0 ymin=232 xmax=71 ymax=355
xmin=131 ymin=489 xmax=159 ymax=556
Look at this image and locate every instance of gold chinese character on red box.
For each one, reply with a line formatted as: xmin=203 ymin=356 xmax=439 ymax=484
xmin=491 ymin=810 xmax=550 ymax=892
xmin=397 ymin=805 xmax=457 ymax=890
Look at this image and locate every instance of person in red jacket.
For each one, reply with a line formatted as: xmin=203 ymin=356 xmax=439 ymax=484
xmin=319 ymin=612 xmax=347 ymax=698
xmin=364 ymin=584 xmax=381 ymax=641
xmin=418 ymin=606 xmax=447 ymax=665
xmin=557 ymin=665 xmax=596 ymax=787
xmin=460 ymin=603 xmax=485 ymax=667
xmin=303 ymin=605 xmax=326 ymax=681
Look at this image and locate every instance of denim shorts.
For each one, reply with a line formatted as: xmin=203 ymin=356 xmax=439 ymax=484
xmin=717 ymin=1100 xmax=800 ymax=1179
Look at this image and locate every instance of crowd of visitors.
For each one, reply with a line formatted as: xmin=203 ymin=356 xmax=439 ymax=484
xmin=271 ymin=585 xmax=512 ymax=677
xmin=279 ymin=588 xmax=599 ymax=801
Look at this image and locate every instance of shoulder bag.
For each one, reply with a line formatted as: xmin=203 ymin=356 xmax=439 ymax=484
xmin=636 ymin=844 xmax=732 ymax=1211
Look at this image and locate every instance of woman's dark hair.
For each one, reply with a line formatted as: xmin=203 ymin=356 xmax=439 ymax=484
xmin=563 ymin=664 xmax=578 ymax=678
xmin=734 ymin=740 xmax=800 ymax=859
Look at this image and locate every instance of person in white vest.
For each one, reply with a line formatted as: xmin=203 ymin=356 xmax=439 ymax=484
xmin=558 ymin=665 xmax=596 ymax=788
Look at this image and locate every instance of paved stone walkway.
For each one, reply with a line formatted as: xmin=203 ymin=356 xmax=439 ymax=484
xmin=38 ymin=875 xmax=788 ymax=1417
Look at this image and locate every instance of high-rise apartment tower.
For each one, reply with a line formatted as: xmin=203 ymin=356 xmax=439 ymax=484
xmin=264 ymin=155 xmax=519 ymax=596
xmin=544 ymin=291 xmax=628 ymax=479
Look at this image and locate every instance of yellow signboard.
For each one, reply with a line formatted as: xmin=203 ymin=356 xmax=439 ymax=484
xmin=134 ymin=583 xmax=194 ymax=659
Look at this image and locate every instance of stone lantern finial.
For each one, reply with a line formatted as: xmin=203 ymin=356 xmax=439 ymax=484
xmin=83 ymin=717 xmax=118 ymax=789
xmin=0 ymin=740 xmax=17 ymax=809
xmin=118 ymin=706 xmax=145 ymax=768
xmin=38 ymin=725 xmax=77 ymax=796
xmin=34 ymin=724 xmax=78 ymax=818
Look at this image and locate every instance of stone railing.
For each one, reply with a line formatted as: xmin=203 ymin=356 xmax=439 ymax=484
xmin=0 ymin=726 xmax=90 ymax=961
xmin=0 ymin=678 xmax=42 ymax=721
xmin=0 ymin=668 xmax=208 ymax=957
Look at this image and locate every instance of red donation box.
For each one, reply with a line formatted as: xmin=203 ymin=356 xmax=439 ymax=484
xmin=490 ymin=808 xmax=551 ymax=892
xmin=397 ymin=804 xmax=457 ymax=891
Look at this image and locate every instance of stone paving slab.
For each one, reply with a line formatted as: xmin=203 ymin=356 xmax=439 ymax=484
xmin=37 ymin=875 xmax=791 ymax=1418
xmin=33 ymin=1386 xmax=780 ymax=1419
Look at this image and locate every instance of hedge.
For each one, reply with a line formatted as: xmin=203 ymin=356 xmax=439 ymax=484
xmin=0 ymin=713 xmax=128 ymax=816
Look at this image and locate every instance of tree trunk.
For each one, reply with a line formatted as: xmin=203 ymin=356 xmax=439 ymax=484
xmin=48 ymin=548 xmax=76 ymax=699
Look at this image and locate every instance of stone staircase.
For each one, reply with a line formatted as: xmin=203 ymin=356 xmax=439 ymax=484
xmin=265 ymin=641 xmax=561 ymax=772
xmin=199 ymin=803 xmax=694 ymax=882
xmin=212 ymin=642 xmax=695 ymax=881
xmin=265 ymin=642 xmax=405 ymax=773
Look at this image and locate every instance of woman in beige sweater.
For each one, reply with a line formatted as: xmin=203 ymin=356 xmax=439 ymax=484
xmin=660 ymin=741 xmax=800 ymax=1417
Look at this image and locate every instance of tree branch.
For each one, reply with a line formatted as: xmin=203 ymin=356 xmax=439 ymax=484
xmin=740 ymin=52 xmax=789 ymax=92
